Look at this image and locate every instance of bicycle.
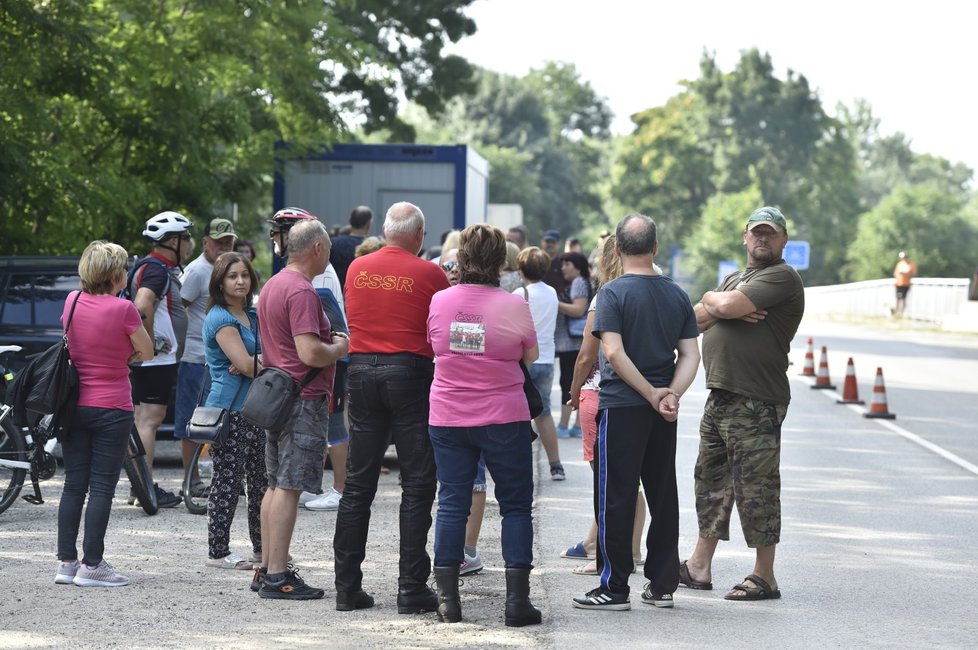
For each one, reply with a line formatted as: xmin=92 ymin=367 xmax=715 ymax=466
xmin=0 ymin=345 xmax=159 ymax=516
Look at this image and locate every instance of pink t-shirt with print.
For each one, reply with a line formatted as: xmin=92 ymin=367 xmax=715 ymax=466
xmin=427 ymin=284 xmax=537 ymax=427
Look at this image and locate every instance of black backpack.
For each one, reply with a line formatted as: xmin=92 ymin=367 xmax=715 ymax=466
xmin=119 ymin=256 xmax=170 ymax=301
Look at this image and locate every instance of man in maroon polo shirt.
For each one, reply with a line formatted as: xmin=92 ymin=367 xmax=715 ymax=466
xmin=332 ymin=201 xmax=450 ymax=614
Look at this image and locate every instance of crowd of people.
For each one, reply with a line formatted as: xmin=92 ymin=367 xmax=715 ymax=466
xmin=51 ymin=200 xmax=805 ymax=623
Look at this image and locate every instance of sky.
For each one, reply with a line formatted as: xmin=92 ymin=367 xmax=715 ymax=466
xmin=446 ymin=0 xmax=978 ymax=177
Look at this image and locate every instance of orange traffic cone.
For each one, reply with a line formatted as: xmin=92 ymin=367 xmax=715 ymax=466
xmin=810 ymin=346 xmax=836 ymax=390
xmin=836 ymin=357 xmax=864 ymax=404
xmin=863 ymin=367 xmax=896 ymax=419
xmin=798 ymin=337 xmax=816 ymax=376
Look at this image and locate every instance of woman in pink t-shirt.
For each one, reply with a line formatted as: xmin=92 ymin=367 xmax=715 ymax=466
xmin=426 ymin=224 xmax=542 ymax=627
xmin=55 ymin=242 xmax=153 ymax=588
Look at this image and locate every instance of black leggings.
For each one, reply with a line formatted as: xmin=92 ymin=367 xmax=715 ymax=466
xmin=207 ymin=413 xmax=267 ymax=559
xmin=557 ymin=350 xmax=580 ymax=404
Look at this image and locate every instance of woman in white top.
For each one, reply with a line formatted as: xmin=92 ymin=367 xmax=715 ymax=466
xmin=514 ymin=247 xmax=565 ymax=479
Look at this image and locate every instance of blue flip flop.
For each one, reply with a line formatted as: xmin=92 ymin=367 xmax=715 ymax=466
xmin=561 ymin=541 xmax=594 ymax=560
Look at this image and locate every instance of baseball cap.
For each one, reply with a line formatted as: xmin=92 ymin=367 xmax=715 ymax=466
xmin=543 ymin=229 xmax=561 ymax=241
xmin=746 ymin=207 xmax=787 ymax=232
xmin=206 ymin=218 xmax=237 ymax=240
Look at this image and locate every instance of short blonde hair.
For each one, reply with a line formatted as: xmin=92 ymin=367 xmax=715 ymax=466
xmin=355 ymin=236 xmax=385 ymax=257
xmin=503 ymin=241 xmax=520 ymax=272
xmin=79 ymin=240 xmax=129 ymax=295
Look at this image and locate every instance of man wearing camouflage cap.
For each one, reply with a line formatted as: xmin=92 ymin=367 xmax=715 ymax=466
xmin=679 ymin=207 xmax=804 ymax=602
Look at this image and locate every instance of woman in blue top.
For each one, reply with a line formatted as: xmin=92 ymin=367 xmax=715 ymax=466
xmin=201 ymin=252 xmax=267 ymax=570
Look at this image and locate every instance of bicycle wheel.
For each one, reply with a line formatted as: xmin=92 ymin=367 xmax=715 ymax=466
xmin=0 ymin=415 xmax=27 ymax=515
xmin=183 ymin=443 xmax=211 ymax=515
xmin=123 ymin=427 xmax=158 ymax=516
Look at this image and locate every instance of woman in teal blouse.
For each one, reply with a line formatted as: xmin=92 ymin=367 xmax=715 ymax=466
xmin=201 ymin=252 xmax=267 ymax=570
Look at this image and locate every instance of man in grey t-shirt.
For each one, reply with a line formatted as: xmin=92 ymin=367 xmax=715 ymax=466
xmin=572 ymin=214 xmax=699 ymax=612
xmin=175 ymin=218 xmax=236 ymax=488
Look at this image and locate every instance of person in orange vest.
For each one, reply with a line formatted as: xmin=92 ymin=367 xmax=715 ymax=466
xmin=892 ymin=251 xmax=918 ymax=317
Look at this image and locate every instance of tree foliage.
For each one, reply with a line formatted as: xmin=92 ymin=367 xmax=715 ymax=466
xmin=846 ymin=183 xmax=976 ymax=280
xmin=679 ymin=184 xmax=764 ymax=298
xmin=0 ymin=0 xmax=476 ymax=255
xmin=611 ymin=50 xmax=972 ymax=291
xmin=397 ymin=63 xmax=613 ymax=242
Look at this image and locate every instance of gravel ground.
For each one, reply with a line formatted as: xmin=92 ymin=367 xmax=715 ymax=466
xmin=1 ymin=441 xmax=554 ymax=650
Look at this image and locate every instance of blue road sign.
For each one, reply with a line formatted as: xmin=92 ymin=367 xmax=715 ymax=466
xmin=717 ymin=260 xmax=740 ymax=287
xmin=784 ymin=240 xmax=810 ymax=270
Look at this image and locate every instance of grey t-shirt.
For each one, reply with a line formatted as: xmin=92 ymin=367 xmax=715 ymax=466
xmin=178 ymin=254 xmax=213 ymax=364
xmin=591 ymin=274 xmax=698 ymax=409
xmin=555 ymin=275 xmax=591 ymax=353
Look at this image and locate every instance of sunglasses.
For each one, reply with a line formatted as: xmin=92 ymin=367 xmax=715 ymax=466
xmin=441 ymin=261 xmax=457 ymax=272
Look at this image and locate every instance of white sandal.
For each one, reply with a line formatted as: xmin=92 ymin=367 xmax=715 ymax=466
xmin=206 ymin=553 xmax=253 ymax=570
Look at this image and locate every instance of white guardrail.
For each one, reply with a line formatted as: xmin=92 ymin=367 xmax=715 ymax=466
xmin=805 ymin=278 xmax=974 ymax=329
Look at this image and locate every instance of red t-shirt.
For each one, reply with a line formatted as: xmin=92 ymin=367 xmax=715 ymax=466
xmin=345 ymin=246 xmax=450 ymax=357
xmin=257 ymin=268 xmax=335 ymax=400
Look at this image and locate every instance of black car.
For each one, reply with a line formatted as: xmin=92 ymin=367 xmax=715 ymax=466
xmin=0 ymin=256 xmax=175 ymax=437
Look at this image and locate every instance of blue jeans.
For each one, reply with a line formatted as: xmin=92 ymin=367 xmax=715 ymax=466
xmin=527 ymin=363 xmax=555 ymax=416
xmin=429 ymin=421 xmax=534 ymax=570
xmin=174 ymin=361 xmax=207 ymax=440
xmin=57 ymin=407 xmax=133 ymax=565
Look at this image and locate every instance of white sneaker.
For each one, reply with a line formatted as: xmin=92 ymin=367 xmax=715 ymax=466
xmin=460 ymin=551 xmax=484 ymax=576
xmin=73 ymin=560 xmax=130 ymax=587
xmin=55 ymin=560 xmax=80 ymax=585
xmin=305 ymin=487 xmax=342 ymax=511
xmin=298 ymin=490 xmax=321 ymax=506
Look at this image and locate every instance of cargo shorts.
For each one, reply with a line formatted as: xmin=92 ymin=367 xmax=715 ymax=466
xmin=694 ymin=389 xmax=788 ymax=548
xmin=265 ymin=395 xmax=330 ymax=492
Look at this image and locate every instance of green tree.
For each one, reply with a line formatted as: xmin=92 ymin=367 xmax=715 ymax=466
xmin=611 ymin=92 xmax=715 ymax=251
xmin=397 ymin=64 xmax=614 ymax=242
xmin=0 ymin=0 xmax=476 ymax=255
xmin=679 ymin=184 xmax=764 ymax=298
xmin=846 ymin=183 xmax=976 ymax=280
xmin=839 ymin=99 xmax=974 ymax=212
xmin=613 ymin=49 xmax=861 ymax=286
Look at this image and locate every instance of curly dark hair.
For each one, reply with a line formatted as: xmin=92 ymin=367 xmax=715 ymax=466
xmin=558 ymin=251 xmax=591 ymax=280
xmin=458 ymin=223 xmax=506 ymax=287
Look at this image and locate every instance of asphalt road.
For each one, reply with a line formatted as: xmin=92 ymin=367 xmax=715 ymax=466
xmin=3 ymin=316 xmax=977 ymax=648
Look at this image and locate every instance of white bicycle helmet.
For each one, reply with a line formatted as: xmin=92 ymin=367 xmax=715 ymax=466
xmin=143 ymin=211 xmax=193 ymax=241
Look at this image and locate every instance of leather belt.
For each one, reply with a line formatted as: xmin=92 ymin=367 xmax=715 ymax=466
xmin=347 ymin=353 xmax=433 ymax=368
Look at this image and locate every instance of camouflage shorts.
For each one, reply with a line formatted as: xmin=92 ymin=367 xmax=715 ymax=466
xmin=694 ymin=389 xmax=788 ymax=548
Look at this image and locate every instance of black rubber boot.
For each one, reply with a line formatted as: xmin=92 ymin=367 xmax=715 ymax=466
xmin=504 ymin=568 xmax=542 ymax=627
xmin=433 ymin=566 xmax=462 ymax=623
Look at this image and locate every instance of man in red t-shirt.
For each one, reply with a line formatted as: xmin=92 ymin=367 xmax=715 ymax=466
xmin=256 ymin=219 xmax=349 ymax=600
xmin=333 ymin=201 xmax=450 ymax=614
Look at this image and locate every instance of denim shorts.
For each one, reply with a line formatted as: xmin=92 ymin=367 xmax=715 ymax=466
xmin=173 ymin=362 xmax=207 ymax=440
xmin=265 ymin=396 xmax=329 ymax=492
xmin=527 ymin=363 xmax=555 ymax=417
xmin=473 ymin=455 xmax=487 ymax=493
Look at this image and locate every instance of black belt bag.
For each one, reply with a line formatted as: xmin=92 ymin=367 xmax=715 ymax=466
xmin=241 ymin=365 xmax=321 ymax=433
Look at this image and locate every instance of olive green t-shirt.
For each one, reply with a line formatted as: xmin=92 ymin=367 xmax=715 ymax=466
xmin=701 ymin=260 xmax=805 ymax=405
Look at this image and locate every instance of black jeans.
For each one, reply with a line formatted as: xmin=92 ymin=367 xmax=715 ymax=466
xmin=57 ymin=407 xmax=133 ymax=565
xmin=333 ymin=356 xmax=437 ymax=593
